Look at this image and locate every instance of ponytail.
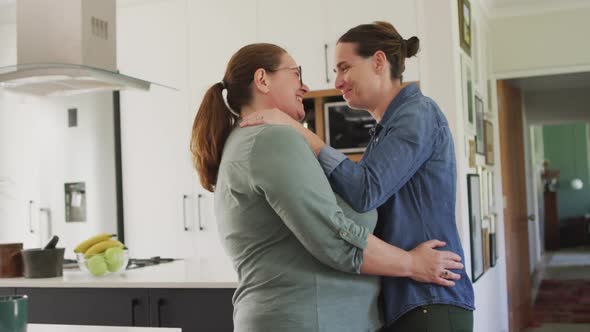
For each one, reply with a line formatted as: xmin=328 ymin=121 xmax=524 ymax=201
xmin=191 ymin=43 xmax=286 ymax=192
xmin=190 ymin=82 xmax=238 ymax=192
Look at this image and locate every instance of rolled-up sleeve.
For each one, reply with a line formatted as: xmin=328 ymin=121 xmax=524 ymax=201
xmin=249 ymin=125 xmax=369 ymax=274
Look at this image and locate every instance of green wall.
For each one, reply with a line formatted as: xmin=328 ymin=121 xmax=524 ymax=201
xmin=543 ymin=122 xmax=590 ymax=221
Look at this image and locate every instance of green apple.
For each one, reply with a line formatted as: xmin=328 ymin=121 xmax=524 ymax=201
xmin=86 ymin=255 xmax=108 ymax=276
xmin=104 ymin=247 xmax=125 ymax=272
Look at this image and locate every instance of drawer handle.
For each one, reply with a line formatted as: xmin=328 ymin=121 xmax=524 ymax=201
xmin=197 ymin=194 xmax=204 ymax=231
xmin=182 ymin=195 xmax=189 ymax=231
xmin=28 ymin=200 xmax=35 ymax=234
xmin=131 ymin=298 xmax=139 ymax=326
xmin=157 ymin=298 xmax=166 ymax=327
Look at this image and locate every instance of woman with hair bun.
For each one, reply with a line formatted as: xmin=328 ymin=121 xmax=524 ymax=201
xmin=241 ymin=22 xmax=475 ymax=331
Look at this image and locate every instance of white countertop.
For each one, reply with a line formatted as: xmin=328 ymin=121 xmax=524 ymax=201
xmin=29 ymin=324 xmax=180 ymax=331
xmin=0 ymin=258 xmax=238 ymax=288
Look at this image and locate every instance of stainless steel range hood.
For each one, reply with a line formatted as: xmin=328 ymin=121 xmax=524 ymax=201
xmin=0 ymin=0 xmax=157 ymax=96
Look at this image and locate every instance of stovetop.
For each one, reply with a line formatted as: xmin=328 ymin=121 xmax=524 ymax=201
xmin=63 ymin=256 xmax=178 ymax=270
xmin=126 ymin=256 xmax=177 ymax=270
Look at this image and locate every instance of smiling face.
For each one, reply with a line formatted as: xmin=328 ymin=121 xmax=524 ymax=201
xmin=333 ymin=42 xmax=382 ymax=110
xmin=264 ymin=53 xmax=309 ymax=121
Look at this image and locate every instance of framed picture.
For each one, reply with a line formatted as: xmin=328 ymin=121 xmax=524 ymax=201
xmin=489 ymin=214 xmax=498 ymax=267
xmin=458 ymin=0 xmax=471 ymax=55
xmin=482 ymin=227 xmax=490 ymax=271
xmin=468 ymin=139 xmax=476 ymax=169
xmin=458 ymin=0 xmax=472 ymax=55
xmin=480 ymin=168 xmax=489 ymax=217
xmin=475 ymin=95 xmax=484 ymax=155
xmin=484 ymin=119 xmax=494 ymax=165
xmin=467 ymin=174 xmax=484 ymax=282
xmin=488 ymin=171 xmax=495 ymax=212
xmin=461 ymin=55 xmax=475 ymax=134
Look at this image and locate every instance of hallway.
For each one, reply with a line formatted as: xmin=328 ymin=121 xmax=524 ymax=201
xmin=525 ymin=247 xmax=590 ymax=331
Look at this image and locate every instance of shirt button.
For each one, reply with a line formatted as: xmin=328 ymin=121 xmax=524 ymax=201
xmin=423 ymin=309 xmax=428 ymax=314
xmin=339 ymin=230 xmax=348 ymax=237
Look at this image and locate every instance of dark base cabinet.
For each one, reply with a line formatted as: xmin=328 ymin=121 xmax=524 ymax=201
xmin=0 ymin=287 xmax=234 ymax=331
xmin=16 ymin=288 xmax=150 ymax=327
xmin=150 ymin=289 xmax=234 ymax=332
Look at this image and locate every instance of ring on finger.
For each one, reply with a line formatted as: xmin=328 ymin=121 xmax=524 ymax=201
xmin=440 ymin=270 xmax=449 ymax=278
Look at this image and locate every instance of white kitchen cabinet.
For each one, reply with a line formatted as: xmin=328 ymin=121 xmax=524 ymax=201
xmin=0 ymin=91 xmax=43 ymax=248
xmin=186 ymin=0 xmax=256 ymax=265
xmin=255 ymin=0 xmax=420 ymax=90
xmin=117 ymin=0 xmax=197 ymax=259
xmin=256 ymin=0 xmax=331 ymax=90
xmin=117 ymin=0 xmax=255 ymax=263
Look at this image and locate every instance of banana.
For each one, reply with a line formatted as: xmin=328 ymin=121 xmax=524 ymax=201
xmin=74 ymin=233 xmax=116 ymax=253
xmin=84 ymin=239 xmax=125 ymax=257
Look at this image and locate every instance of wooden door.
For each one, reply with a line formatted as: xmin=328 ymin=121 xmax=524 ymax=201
xmin=497 ymin=80 xmax=532 ymax=331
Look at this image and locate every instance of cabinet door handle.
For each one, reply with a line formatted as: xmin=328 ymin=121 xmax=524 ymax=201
xmin=28 ymin=200 xmax=35 ymax=234
xmin=197 ymin=194 xmax=204 ymax=231
xmin=39 ymin=208 xmax=52 ymax=243
xmin=324 ymin=43 xmax=330 ymax=84
xmin=182 ymin=194 xmax=189 ymax=231
xmin=130 ymin=298 xmax=139 ymax=326
xmin=157 ymin=298 xmax=166 ymax=327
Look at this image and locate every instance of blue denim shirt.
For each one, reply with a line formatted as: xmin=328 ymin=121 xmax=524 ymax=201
xmin=318 ymin=83 xmax=475 ymax=325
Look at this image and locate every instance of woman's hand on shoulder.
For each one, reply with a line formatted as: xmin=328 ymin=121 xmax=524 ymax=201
xmin=239 ymin=109 xmax=297 ymax=128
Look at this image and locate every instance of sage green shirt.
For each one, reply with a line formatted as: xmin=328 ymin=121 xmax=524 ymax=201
xmin=215 ymin=125 xmax=383 ymax=332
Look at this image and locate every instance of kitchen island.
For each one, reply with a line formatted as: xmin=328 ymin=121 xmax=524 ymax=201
xmin=0 ymin=258 xmax=238 ymax=289
xmin=0 ymin=259 xmax=237 ymax=332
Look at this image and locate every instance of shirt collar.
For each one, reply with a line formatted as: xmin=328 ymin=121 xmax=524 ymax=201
xmin=379 ymin=83 xmax=421 ymax=126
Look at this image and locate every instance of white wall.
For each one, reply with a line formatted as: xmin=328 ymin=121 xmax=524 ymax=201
xmin=0 ymin=89 xmax=118 ymax=253
xmin=531 ymin=125 xmax=545 ymax=254
xmin=522 ymin=102 xmax=543 ymax=274
xmin=491 ymin=7 xmax=590 ymax=78
xmin=0 ymin=23 xmax=15 ymax=66
xmin=41 ymin=92 xmax=118 ymax=257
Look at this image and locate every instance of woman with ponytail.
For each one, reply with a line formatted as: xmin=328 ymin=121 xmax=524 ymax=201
xmin=192 ymin=43 xmax=464 ymax=331
xmin=240 ymin=22 xmax=475 ymax=331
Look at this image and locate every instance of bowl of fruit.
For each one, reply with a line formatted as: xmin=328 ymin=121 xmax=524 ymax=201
xmin=74 ymin=234 xmax=129 ymax=277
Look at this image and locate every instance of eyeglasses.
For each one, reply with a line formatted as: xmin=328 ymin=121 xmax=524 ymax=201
xmin=270 ymin=66 xmax=303 ymax=87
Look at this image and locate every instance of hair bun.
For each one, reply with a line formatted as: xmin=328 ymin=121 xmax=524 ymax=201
xmin=405 ymin=36 xmax=420 ymax=58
